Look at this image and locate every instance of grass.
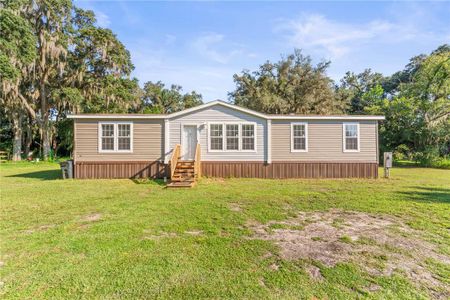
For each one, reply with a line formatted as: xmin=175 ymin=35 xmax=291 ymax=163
xmin=1 ymin=162 xmax=449 ymax=299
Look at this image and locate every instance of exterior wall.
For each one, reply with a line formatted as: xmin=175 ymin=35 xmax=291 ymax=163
xmin=74 ymin=119 xmax=164 ymax=162
xmin=168 ymin=104 xmax=267 ymax=162
xmin=75 ymin=161 xmax=168 ymax=179
xmin=71 ymin=105 xmax=381 ymax=179
xmin=271 ymin=120 xmax=378 ymax=163
xmin=201 ymin=162 xmax=378 ymax=179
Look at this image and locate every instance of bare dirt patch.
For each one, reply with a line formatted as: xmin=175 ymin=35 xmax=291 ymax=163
xmin=82 ymin=213 xmax=102 ymax=222
xmin=306 ymin=265 xmax=324 ymax=281
xmin=23 ymin=224 xmax=55 ymax=234
xmin=229 ymin=203 xmax=242 ymax=212
xmin=142 ymin=231 xmax=178 ymax=240
xmin=185 ymin=230 xmax=203 ymax=236
xmin=248 ymin=209 xmax=450 ymax=299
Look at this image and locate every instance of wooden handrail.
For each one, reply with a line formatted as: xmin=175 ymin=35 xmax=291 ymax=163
xmin=170 ymin=144 xmax=181 ymax=178
xmin=194 ymin=143 xmax=201 ymax=178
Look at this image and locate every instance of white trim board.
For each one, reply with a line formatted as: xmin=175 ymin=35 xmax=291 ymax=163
xmin=98 ymin=121 xmax=133 ymax=153
xmin=207 ymin=121 xmax=257 ymax=153
xmin=342 ymin=122 xmax=360 ymax=153
xmin=69 ymin=115 xmax=165 ymax=119
xmin=290 ymin=122 xmax=308 ymax=153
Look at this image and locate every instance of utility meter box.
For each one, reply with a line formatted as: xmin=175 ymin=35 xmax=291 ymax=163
xmin=384 ymin=152 xmax=393 ymax=168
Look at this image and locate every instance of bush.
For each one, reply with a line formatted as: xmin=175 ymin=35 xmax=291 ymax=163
xmin=393 ymin=144 xmax=412 ymax=161
xmin=432 ymin=157 xmax=450 ymax=169
xmin=411 ymin=148 xmax=447 ymax=168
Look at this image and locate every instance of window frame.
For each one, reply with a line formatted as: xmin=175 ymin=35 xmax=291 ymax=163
xmin=225 ymin=123 xmax=240 ymax=152
xmin=208 ymin=123 xmax=225 ymax=152
xmin=240 ymin=123 xmax=256 ymax=152
xmin=207 ymin=122 xmax=257 ymax=153
xmin=98 ymin=121 xmax=133 ymax=153
xmin=342 ymin=122 xmax=360 ymax=153
xmin=290 ymin=122 xmax=308 ymax=153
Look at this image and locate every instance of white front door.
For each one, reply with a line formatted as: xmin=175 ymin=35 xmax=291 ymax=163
xmin=182 ymin=125 xmax=197 ymax=160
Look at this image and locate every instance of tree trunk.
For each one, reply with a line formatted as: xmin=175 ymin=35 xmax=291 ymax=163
xmin=42 ymin=121 xmax=51 ymax=160
xmin=12 ymin=112 xmax=23 ymax=161
xmin=40 ymin=76 xmax=51 ymax=160
xmin=24 ymin=117 xmax=33 ymax=159
xmin=38 ymin=26 xmax=51 ymax=160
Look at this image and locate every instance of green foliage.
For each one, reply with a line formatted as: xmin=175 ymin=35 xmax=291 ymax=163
xmin=0 ymin=8 xmax=36 ymax=69
xmin=338 ymin=69 xmax=385 ymax=114
xmin=140 ymin=81 xmax=203 ymax=114
xmin=0 ymin=106 xmax=13 ymax=153
xmin=0 ymin=53 xmax=19 ymax=80
xmin=230 ymin=49 xmax=346 ymax=114
xmin=352 ymin=45 xmax=450 ymax=163
xmin=54 ymin=118 xmax=73 ymax=156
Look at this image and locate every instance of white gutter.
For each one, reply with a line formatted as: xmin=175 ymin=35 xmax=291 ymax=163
xmin=269 ymin=115 xmax=385 ymax=120
xmin=67 ymin=115 xmax=166 ymax=119
xmin=67 ymin=113 xmax=385 ymax=121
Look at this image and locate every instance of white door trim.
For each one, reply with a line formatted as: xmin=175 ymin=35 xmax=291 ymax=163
xmin=181 ymin=124 xmax=198 ymax=160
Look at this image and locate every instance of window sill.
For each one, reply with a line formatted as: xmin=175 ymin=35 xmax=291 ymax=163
xmin=98 ymin=150 xmax=133 ymax=153
xmin=208 ymin=149 xmax=257 ymax=153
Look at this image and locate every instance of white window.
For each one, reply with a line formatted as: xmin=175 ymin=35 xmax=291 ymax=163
xmin=241 ymin=124 xmax=255 ymax=151
xmin=99 ymin=122 xmax=133 ymax=152
xmin=291 ymin=122 xmax=308 ymax=152
xmin=208 ymin=123 xmax=256 ymax=152
xmin=118 ymin=124 xmax=131 ymax=151
xmin=101 ymin=124 xmax=115 ymax=151
xmin=210 ymin=124 xmax=223 ymax=150
xmin=343 ymin=123 xmax=359 ymax=152
xmin=226 ymin=124 xmax=239 ymax=150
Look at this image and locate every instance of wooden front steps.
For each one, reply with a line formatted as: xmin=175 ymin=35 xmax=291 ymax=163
xmin=167 ymin=160 xmax=196 ymax=188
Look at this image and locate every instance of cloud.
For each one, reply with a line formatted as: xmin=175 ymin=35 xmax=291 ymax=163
xmin=191 ymin=32 xmax=243 ymax=64
xmin=95 ymin=11 xmax=111 ymax=27
xmin=276 ymin=14 xmax=398 ymax=59
xmin=275 ymin=10 xmax=450 ymax=61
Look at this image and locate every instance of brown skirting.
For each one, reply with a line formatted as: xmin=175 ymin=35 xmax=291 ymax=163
xmin=74 ymin=161 xmax=168 ymax=179
xmin=201 ymin=161 xmax=378 ymax=179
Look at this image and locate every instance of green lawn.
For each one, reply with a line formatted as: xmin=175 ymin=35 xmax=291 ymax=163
xmin=1 ymin=162 xmax=449 ymax=299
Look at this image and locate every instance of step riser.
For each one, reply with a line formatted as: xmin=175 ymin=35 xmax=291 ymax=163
xmin=167 ymin=182 xmax=196 ymax=188
xmin=172 ymin=179 xmax=195 ymax=182
xmin=169 ymin=160 xmax=198 ymax=188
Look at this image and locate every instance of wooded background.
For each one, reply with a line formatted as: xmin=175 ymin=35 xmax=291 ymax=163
xmin=1 ymin=0 xmax=449 ymax=166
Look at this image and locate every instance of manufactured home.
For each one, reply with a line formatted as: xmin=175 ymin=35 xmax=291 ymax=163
xmin=68 ymin=100 xmax=384 ymax=185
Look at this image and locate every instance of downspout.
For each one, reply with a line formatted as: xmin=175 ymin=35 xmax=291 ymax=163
xmin=164 ymin=118 xmax=170 ymax=164
xmin=267 ymin=119 xmax=272 ymax=164
xmin=376 ymin=121 xmax=379 ymax=165
xmin=73 ymin=119 xmax=76 ymax=178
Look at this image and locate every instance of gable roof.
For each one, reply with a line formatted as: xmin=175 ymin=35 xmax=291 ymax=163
xmin=167 ymin=100 xmax=268 ymax=119
xmin=67 ymin=100 xmax=385 ymax=120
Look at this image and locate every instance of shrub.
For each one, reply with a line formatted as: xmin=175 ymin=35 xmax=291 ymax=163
xmin=393 ymin=144 xmax=412 ymax=161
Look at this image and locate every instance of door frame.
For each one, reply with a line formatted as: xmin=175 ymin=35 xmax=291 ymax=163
xmin=181 ymin=123 xmax=199 ymax=160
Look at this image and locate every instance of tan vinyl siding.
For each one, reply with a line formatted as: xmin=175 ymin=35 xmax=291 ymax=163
xmin=74 ymin=119 xmax=164 ymax=162
xmin=271 ymin=120 xmax=378 ymax=162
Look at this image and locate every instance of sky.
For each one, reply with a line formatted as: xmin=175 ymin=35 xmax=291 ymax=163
xmin=74 ymin=1 xmax=450 ymax=101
